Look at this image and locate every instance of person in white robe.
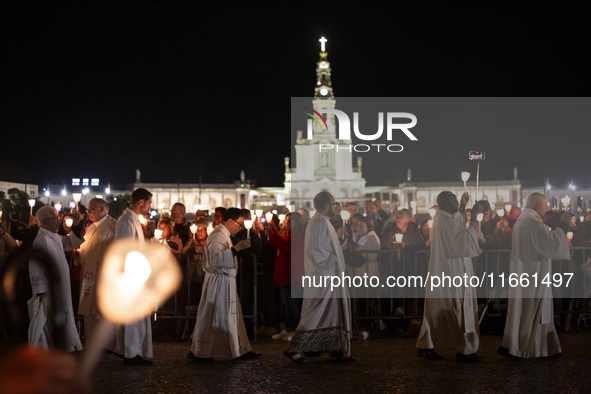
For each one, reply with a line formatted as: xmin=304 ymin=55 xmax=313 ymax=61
xmin=342 ymin=214 xmax=381 ymax=339
xmin=416 ymin=191 xmax=483 ymax=362
xmin=78 ymin=198 xmax=117 ymax=341
xmin=499 ymin=192 xmax=570 ymax=359
xmin=107 ymin=188 xmax=154 ymax=366
xmin=28 ymin=206 xmax=84 ymax=352
xmin=187 ymin=208 xmax=258 ymax=362
xmin=285 ymin=192 xmax=352 ymax=364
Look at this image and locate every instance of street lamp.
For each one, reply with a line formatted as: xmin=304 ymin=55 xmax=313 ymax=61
xmin=61 ymin=189 xmax=67 ymax=196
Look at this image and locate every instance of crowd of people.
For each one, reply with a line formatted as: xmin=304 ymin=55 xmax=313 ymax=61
xmin=1 ymin=186 xmax=591 ymax=388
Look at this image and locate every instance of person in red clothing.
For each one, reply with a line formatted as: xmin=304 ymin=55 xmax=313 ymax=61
xmin=266 ymin=212 xmax=305 ymax=342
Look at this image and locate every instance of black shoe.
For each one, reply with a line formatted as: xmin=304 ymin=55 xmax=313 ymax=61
xmin=284 ymin=350 xmax=309 ymax=365
xmin=186 ymin=352 xmax=214 ymax=364
xmin=123 ymin=355 xmax=152 ymax=366
xmin=304 ymin=351 xmax=324 ymax=358
xmin=237 ymin=351 xmax=261 ymax=360
xmin=417 ymin=348 xmax=443 ymax=360
xmin=456 ymin=352 xmax=483 ymax=362
xmin=497 ymin=346 xmax=520 ymax=360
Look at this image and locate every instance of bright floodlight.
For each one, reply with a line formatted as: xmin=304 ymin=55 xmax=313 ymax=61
xmin=569 ymin=183 xmax=576 ymax=191
xmin=341 ymin=211 xmax=351 ymax=221
xmin=98 ymin=240 xmax=181 ymax=325
xmin=73 ymin=193 xmax=82 ymax=203
xmin=61 ymin=189 xmax=67 ymax=196
xmin=461 ymin=172 xmax=470 ymax=182
xmin=44 ymin=190 xmax=50 ymax=197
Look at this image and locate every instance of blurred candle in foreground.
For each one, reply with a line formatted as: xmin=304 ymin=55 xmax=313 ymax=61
xmin=265 ymin=212 xmax=273 ymax=222
xmin=139 ymin=214 xmax=147 ymax=225
xmin=154 ymin=229 xmax=163 ymax=241
xmin=255 ymin=209 xmax=263 ymax=218
xmin=278 ymin=214 xmax=286 ymax=222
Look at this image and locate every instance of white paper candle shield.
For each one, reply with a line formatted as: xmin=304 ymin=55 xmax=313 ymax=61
xmin=98 ymin=240 xmax=181 ymax=325
xmin=497 ymin=209 xmax=505 ymax=218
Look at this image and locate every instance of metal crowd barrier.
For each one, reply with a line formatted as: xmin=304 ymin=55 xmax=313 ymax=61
xmin=152 ymin=252 xmax=260 ymax=343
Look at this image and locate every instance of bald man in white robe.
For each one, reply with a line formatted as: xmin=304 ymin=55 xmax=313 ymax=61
xmin=416 ymin=191 xmax=483 ymax=362
xmin=78 ymin=198 xmax=117 ymax=341
xmin=499 ymin=193 xmax=570 ymax=359
xmin=28 ymin=206 xmax=84 ymax=352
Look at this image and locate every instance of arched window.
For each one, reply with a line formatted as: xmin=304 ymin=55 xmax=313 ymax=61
xmin=224 ymin=198 xmax=232 ymax=208
xmin=417 ymin=196 xmax=426 ymax=208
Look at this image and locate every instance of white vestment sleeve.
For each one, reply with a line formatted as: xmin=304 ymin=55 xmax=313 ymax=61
xmin=115 ymin=220 xmax=135 ymax=241
xmin=209 ymin=237 xmax=236 ymax=269
xmin=532 ymin=225 xmax=571 ymax=261
xmin=447 ymin=214 xmax=481 ymax=259
xmin=29 ymin=239 xmax=49 ymax=295
xmin=306 ymin=221 xmax=339 ymax=275
xmin=61 ymin=232 xmax=84 ymax=252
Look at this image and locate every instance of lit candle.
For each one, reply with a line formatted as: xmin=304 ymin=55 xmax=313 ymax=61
xmin=207 ymin=224 xmax=214 ymax=235
xmin=55 ymin=204 xmax=62 ymax=213
xmin=429 ymin=208 xmax=436 ymax=218
xmin=410 ymin=201 xmax=417 ymax=216
xmin=265 ymin=212 xmax=273 ymax=222
xmin=278 ymin=214 xmax=286 ymax=222
xmin=340 ymin=211 xmax=351 ymax=240
xmin=567 ymin=232 xmax=574 ymax=241
xmin=428 ymin=220 xmax=433 ymax=228
xmin=461 ymin=172 xmax=470 ymax=194
xmin=190 ymin=223 xmax=197 ymax=239
xmin=256 ymin=209 xmax=263 ymax=218
xmin=28 ymin=199 xmax=36 ymax=216
xmin=497 ymin=209 xmax=505 ymax=218
xmin=65 ymin=218 xmax=73 ymax=227
xmin=154 ymin=229 xmax=163 ymax=241
xmin=80 ymin=240 xmax=181 ymax=380
xmin=477 ymin=212 xmax=484 ymax=233
xmin=394 ymin=233 xmax=403 ymax=243
xmin=272 ymin=210 xmax=277 ymax=215
xmin=244 ymin=219 xmax=253 ymax=238
xmin=138 ymin=214 xmax=147 ymax=225
xmin=505 ymin=204 xmax=512 ymax=214
xmin=73 ymin=193 xmax=82 ymax=210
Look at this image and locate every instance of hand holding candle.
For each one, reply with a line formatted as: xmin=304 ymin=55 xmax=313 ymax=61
xmin=190 ymin=223 xmax=197 ymax=239
xmin=497 ymin=208 xmax=505 ymax=218
xmin=461 ymin=171 xmax=470 ymax=193
xmin=244 ymin=219 xmax=253 ymax=237
xmin=28 ymin=199 xmax=36 ymax=216
xmin=477 ymin=212 xmax=484 ymax=233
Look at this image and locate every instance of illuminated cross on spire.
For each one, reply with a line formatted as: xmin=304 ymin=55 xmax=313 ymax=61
xmin=319 ymin=36 xmax=327 ymax=52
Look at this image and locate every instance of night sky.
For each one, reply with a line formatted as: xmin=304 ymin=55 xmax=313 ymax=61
xmin=2 ymin=3 xmax=590 ymax=189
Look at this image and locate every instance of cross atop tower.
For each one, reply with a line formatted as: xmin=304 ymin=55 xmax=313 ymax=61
xmin=319 ymin=36 xmax=327 ymax=52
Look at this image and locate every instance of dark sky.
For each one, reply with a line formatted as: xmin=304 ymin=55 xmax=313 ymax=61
xmin=2 ymin=3 xmax=590 ymax=189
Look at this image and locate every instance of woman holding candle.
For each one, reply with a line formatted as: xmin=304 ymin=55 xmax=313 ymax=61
xmin=266 ymin=212 xmax=305 ymax=342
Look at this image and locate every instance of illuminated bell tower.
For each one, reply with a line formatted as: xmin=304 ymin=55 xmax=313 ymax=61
xmin=286 ymin=37 xmax=365 ymax=209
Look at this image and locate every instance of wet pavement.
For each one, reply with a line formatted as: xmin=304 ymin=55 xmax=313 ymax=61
xmin=2 ymin=330 xmax=591 ymax=393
